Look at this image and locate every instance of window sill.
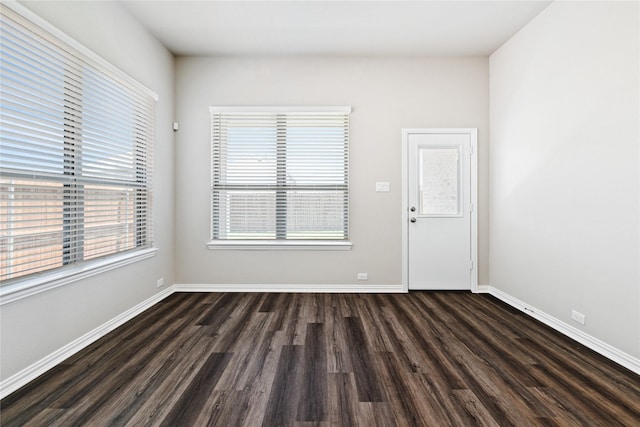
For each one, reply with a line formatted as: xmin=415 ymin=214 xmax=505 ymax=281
xmin=0 ymin=248 xmax=158 ymax=306
xmin=206 ymin=240 xmax=352 ymax=251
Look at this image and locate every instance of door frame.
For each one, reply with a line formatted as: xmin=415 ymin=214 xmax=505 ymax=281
xmin=401 ymin=128 xmax=478 ymax=293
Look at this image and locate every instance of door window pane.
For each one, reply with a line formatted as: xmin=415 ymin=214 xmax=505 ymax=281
xmin=419 ymin=147 xmax=460 ymax=216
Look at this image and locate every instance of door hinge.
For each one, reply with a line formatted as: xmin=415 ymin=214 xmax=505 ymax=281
xmin=470 ymin=203 xmax=474 ymax=213
xmin=469 ymin=260 xmax=474 ymax=270
xmin=469 ymin=145 xmax=474 ymax=156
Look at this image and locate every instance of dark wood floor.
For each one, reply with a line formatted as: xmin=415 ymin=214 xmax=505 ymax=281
xmin=2 ymin=292 xmax=639 ymax=426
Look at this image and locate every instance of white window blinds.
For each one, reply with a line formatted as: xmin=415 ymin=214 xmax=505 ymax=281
xmin=0 ymin=4 xmax=155 ymax=283
xmin=210 ymin=107 xmax=350 ymax=242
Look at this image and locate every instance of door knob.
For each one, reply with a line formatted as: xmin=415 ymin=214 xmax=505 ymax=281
xmin=410 ymin=217 xmax=417 ymax=223
xmin=410 ymin=206 xmax=416 ymax=212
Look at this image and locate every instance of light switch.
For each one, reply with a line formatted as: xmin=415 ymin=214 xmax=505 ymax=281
xmin=376 ymin=181 xmax=390 ymax=192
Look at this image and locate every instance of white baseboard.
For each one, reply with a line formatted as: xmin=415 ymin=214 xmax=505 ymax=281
xmin=488 ymin=286 xmax=640 ymax=376
xmin=0 ymin=286 xmax=176 ymax=400
xmin=174 ymin=283 xmax=406 ymax=293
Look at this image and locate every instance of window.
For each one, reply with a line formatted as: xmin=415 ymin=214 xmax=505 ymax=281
xmin=209 ymin=107 xmax=350 ymax=249
xmin=0 ymin=4 xmax=155 ymax=285
xmin=419 ymin=147 xmax=461 ymax=216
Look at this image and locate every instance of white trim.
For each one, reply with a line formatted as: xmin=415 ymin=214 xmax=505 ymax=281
xmin=401 ymin=129 xmax=409 ymax=292
xmin=401 ymin=128 xmax=478 ymax=293
xmin=207 ymin=240 xmax=352 ymax=251
xmin=469 ymin=129 xmax=478 ymax=293
xmin=637 ymin=0 xmax=640 ymax=379
xmin=209 ymin=106 xmax=351 ymax=113
xmin=488 ymin=286 xmax=640 ymax=375
xmin=0 ymin=286 xmax=175 ymax=399
xmin=476 ymin=285 xmax=491 ymax=293
xmin=174 ymin=283 xmax=405 ymax=293
xmin=0 ymin=248 xmax=158 ymax=306
xmin=1 ymin=1 xmax=158 ymax=101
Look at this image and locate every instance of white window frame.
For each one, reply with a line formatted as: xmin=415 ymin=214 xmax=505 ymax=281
xmin=0 ymin=2 xmax=158 ymax=304
xmin=207 ymin=106 xmax=352 ymax=251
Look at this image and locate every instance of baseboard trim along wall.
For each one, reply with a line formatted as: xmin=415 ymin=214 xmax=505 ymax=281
xmin=0 ymin=286 xmax=175 ymax=400
xmin=488 ymin=286 xmax=640 ymax=376
xmin=173 ymin=283 xmax=406 ymax=293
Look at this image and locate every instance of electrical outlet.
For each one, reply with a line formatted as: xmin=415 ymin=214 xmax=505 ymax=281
xmin=571 ymin=309 xmax=585 ymax=325
xmin=357 ymin=273 xmax=368 ymax=281
xmin=157 ymin=277 xmax=165 ymax=288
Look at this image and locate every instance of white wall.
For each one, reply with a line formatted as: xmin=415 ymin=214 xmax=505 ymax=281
xmin=175 ymin=56 xmax=489 ymax=287
xmin=0 ymin=1 xmax=175 ymax=382
xmin=490 ymin=1 xmax=640 ymax=358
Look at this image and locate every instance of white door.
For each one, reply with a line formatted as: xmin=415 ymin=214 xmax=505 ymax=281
xmin=404 ymin=129 xmax=477 ymax=290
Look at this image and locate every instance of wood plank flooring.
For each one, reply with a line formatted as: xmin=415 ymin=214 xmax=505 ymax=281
xmin=2 ymin=292 xmax=639 ymax=426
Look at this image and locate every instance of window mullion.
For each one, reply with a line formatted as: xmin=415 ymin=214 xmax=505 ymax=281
xmin=276 ymin=114 xmax=287 ymax=240
xmin=135 ymin=127 xmax=148 ymax=248
xmin=62 ymin=67 xmax=84 ymax=265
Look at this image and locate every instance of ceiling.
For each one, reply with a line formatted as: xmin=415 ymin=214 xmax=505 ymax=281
xmin=121 ymin=0 xmax=552 ymax=57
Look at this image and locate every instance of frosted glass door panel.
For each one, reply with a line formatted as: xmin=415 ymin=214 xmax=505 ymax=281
xmin=419 ymin=147 xmax=461 ymax=216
